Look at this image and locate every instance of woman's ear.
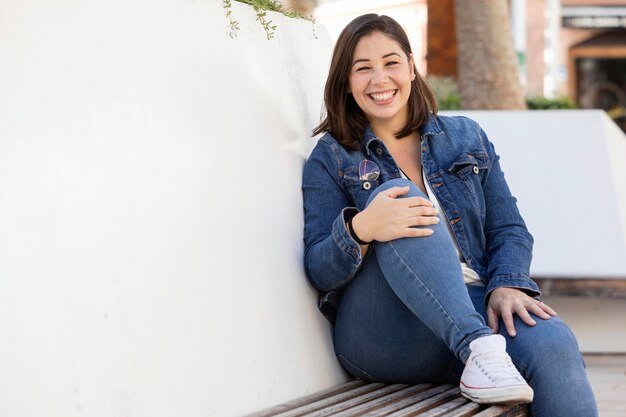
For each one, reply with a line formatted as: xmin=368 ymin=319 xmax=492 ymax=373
xmin=409 ymin=54 xmax=416 ymax=81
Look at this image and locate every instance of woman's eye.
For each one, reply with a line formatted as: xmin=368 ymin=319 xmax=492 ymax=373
xmin=356 ymin=66 xmax=370 ymax=72
xmin=386 ymin=61 xmax=399 ymax=66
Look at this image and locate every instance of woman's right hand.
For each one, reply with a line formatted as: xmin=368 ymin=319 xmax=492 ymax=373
xmin=351 ymin=186 xmax=439 ymax=243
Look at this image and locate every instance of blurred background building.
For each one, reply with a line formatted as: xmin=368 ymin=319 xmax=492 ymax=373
xmin=287 ymin=0 xmax=626 ymax=129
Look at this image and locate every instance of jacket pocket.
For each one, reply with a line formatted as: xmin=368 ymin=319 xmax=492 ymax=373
xmin=343 ymin=177 xmax=379 ymax=209
xmin=446 ymin=151 xmax=489 ymax=216
xmin=447 ymin=151 xmax=489 ymax=178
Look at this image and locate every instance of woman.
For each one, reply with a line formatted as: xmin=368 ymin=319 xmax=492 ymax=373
xmin=302 ymin=14 xmax=597 ymax=416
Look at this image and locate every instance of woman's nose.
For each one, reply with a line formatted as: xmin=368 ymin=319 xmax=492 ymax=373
xmin=371 ymin=68 xmax=388 ymax=85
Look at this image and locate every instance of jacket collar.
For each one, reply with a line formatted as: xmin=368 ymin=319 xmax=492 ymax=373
xmin=421 ymin=113 xmax=445 ymax=138
xmin=363 ymin=126 xmax=379 ymax=156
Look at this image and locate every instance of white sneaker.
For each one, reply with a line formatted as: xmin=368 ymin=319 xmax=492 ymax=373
xmin=460 ymin=334 xmax=534 ymax=404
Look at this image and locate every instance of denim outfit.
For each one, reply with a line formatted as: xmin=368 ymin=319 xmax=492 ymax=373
xmin=302 ymin=115 xmax=598 ymax=416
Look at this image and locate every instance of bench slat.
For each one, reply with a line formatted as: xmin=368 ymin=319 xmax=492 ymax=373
xmin=417 ymin=397 xmax=470 ymax=416
xmin=252 ymin=382 xmax=528 ymax=417
xmin=384 ymin=387 xmax=461 ymax=417
xmin=329 ymin=384 xmax=433 ymax=417
xmin=298 ymin=384 xmax=409 ymax=417
xmin=473 ymin=404 xmax=528 ymax=417
xmin=438 ymin=401 xmax=482 ymax=417
xmin=361 ymin=385 xmax=455 ymax=416
xmin=246 ymin=380 xmax=368 ymax=417
xmin=265 ymin=382 xmax=388 ymax=417
xmin=271 ymin=383 xmax=406 ymax=417
xmin=363 ymin=385 xmax=453 ymax=417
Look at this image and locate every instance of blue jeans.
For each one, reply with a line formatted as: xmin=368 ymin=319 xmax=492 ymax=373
xmin=333 ymin=179 xmax=598 ymax=417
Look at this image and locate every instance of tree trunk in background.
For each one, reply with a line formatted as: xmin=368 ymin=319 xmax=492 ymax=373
xmin=427 ymin=0 xmax=457 ymax=78
xmin=454 ymin=0 xmax=526 ymax=109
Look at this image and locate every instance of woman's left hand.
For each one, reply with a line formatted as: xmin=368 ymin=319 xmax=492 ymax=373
xmin=487 ymin=287 xmax=557 ymax=337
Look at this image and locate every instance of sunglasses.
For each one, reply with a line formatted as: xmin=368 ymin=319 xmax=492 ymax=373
xmin=359 ymin=159 xmax=380 ymax=181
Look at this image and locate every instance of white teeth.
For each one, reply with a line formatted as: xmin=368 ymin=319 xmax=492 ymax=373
xmin=370 ymin=91 xmax=395 ymax=101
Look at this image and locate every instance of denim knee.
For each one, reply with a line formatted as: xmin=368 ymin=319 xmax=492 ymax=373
xmin=366 ymin=178 xmax=428 ymax=206
xmin=515 ymin=318 xmax=597 ymax=417
xmin=511 ymin=316 xmax=585 ymax=376
xmin=543 ymin=322 xmax=582 ymax=363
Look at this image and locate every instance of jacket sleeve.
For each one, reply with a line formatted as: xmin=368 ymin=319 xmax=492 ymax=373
xmin=478 ymin=125 xmax=541 ymax=301
xmin=302 ymin=141 xmax=364 ymax=292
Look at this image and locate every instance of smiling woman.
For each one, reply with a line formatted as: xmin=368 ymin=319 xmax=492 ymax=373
xmin=348 ymin=32 xmax=416 ymax=133
xmin=313 ymin=14 xmax=435 ymax=152
xmin=302 ymin=13 xmax=598 ymax=416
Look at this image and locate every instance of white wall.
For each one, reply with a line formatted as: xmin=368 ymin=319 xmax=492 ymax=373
xmin=442 ymin=110 xmax=626 ymax=279
xmin=0 ymin=1 xmax=343 ymax=416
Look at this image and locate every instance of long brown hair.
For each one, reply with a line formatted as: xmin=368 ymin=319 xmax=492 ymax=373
xmin=313 ymin=14 xmax=438 ymax=151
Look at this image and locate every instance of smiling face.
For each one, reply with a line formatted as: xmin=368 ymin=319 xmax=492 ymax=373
xmin=348 ymin=31 xmax=416 ymax=131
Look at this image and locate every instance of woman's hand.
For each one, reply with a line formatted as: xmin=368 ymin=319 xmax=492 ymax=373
xmin=487 ymin=287 xmax=557 ymax=337
xmin=351 ymin=186 xmax=439 ymax=243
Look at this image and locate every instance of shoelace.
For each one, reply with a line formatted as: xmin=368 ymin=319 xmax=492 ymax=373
xmin=472 ymin=352 xmax=525 ymax=384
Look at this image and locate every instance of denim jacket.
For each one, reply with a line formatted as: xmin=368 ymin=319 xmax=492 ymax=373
xmin=302 ymin=114 xmax=540 ymax=320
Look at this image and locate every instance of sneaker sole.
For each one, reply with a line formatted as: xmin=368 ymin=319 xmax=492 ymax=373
xmin=460 ymin=383 xmax=534 ymax=405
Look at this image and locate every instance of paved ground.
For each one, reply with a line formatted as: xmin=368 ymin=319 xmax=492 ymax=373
xmin=585 ymin=355 xmax=626 ymax=417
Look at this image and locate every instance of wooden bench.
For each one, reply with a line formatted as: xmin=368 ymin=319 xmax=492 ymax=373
xmin=249 ymin=380 xmax=528 ymax=417
xmin=534 ymin=278 xmax=626 ymax=299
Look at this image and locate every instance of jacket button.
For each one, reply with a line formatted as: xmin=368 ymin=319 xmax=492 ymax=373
xmin=363 ymin=181 xmax=372 ymax=190
xmin=375 ymin=148 xmax=383 ymax=156
xmin=473 ymin=166 xmax=479 ymax=174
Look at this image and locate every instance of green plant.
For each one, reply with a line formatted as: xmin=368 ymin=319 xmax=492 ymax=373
xmin=223 ymin=0 xmax=240 ymax=38
xmin=427 ymin=75 xmax=461 ymax=110
xmin=525 ymin=96 xmax=577 ymax=110
xmin=223 ymin=0 xmax=309 ymax=40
